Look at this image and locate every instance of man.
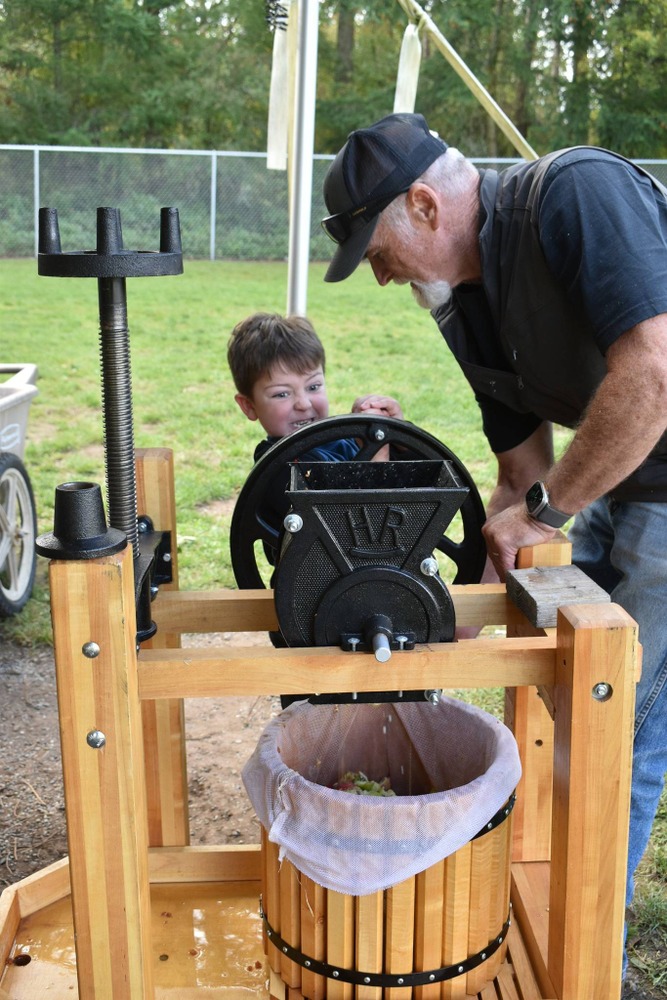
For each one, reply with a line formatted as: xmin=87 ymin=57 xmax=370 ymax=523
xmin=321 ymin=112 xmax=667 ymax=982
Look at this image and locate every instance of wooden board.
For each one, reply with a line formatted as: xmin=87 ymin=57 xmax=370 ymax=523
xmin=506 ymin=565 xmax=610 ymax=628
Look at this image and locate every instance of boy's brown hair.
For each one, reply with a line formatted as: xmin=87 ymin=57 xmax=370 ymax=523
xmin=227 ymin=312 xmax=325 ymax=398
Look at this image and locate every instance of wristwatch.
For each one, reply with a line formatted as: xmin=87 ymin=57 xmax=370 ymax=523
xmin=525 ymin=481 xmax=571 ymax=528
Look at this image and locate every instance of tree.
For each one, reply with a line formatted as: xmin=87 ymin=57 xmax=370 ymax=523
xmin=2 ymin=0 xmax=667 ymax=157
xmin=0 ymin=0 xmax=273 ymax=148
xmin=596 ymin=0 xmax=667 ymax=156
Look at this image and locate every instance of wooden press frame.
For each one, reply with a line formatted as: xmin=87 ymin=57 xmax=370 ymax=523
xmin=0 ymin=447 xmax=638 ymax=999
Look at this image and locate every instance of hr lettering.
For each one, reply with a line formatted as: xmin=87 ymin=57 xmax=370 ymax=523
xmin=347 ymin=505 xmax=406 ymax=557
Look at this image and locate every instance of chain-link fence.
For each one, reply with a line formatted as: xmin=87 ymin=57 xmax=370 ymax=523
xmin=2 ymin=144 xmax=667 ymax=261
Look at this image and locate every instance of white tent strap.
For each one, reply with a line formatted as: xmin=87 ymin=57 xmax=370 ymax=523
xmin=266 ymin=0 xmax=295 ymax=171
xmin=394 ymin=22 xmax=422 ymax=114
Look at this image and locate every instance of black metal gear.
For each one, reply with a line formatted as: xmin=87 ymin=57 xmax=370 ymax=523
xmin=230 ymin=414 xmax=486 ymax=589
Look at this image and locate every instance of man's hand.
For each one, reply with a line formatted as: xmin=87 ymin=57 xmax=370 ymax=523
xmin=482 ymin=503 xmax=558 ymax=581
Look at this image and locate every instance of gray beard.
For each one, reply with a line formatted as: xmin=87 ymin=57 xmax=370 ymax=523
xmin=410 ymin=280 xmax=452 ymax=310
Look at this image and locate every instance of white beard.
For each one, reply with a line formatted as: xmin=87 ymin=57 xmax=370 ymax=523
xmin=410 ymin=280 xmax=452 ymax=310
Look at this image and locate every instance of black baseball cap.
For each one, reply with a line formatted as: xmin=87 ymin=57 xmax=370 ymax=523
xmin=321 ymin=113 xmax=448 ymax=283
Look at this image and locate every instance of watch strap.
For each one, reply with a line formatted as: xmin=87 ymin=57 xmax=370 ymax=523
xmin=533 ymin=503 xmax=570 ymax=528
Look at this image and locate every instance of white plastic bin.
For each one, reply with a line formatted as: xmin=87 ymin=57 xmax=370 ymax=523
xmin=0 ymin=364 xmax=39 ymax=459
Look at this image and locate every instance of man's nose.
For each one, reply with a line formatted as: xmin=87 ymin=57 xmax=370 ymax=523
xmin=369 ymin=258 xmax=391 ymax=286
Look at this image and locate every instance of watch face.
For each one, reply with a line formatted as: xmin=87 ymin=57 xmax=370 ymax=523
xmin=526 ymin=482 xmax=545 ymax=511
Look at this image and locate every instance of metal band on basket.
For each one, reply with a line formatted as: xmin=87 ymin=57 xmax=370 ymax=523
xmin=473 ymin=791 xmax=516 ymax=839
xmin=260 ymin=904 xmax=511 ymax=988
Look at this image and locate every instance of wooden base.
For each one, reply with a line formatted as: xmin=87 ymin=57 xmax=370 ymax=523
xmin=0 ymin=848 xmax=557 ymax=999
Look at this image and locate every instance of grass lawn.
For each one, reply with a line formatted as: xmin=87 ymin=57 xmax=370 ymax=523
xmin=1 ymin=256 xmax=665 ymax=987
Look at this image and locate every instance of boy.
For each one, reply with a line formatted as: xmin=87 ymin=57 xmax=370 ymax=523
xmin=228 ymin=312 xmax=403 ymax=692
xmin=228 ymin=312 xmax=403 ymax=468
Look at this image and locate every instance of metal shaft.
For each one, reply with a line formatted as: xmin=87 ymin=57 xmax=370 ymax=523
xmin=96 ymin=208 xmax=138 ymax=558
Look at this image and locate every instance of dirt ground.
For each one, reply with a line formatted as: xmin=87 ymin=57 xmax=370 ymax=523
xmin=0 ymin=631 xmax=279 ymax=889
xmin=0 ymin=635 xmax=663 ymax=999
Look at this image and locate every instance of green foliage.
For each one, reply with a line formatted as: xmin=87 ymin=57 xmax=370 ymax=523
xmin=0 ymin=0 xmax=273 ymax=148
xmin=2 ymin=0 xmax=667 ymax=156
xmin=597 ymin=0 xmax=667 ymax=157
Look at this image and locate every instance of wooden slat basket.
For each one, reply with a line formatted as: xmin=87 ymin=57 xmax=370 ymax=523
xmin=261 ymin=790 xmax=514 ymax=1000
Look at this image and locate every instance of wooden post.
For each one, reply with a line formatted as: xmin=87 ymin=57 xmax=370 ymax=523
xmin=299 ymin=873 xmax=326 ymax=999
xmin=136 ymin=448 xmax=190 ymax=846
xmin=279 ymin=859 xmax=302 ymax=989
xmin=414 ymin=860 xmax=445 ymax=1000
xmin=548 ymin=603 xmax=637 ymax=999
xmin=262 ymin=827 xmax=283 ymax=977
xmin=385 ymin=877 xmax=416 ymax=1000
xmin=441 ymin=844 xmax=471 ymax=1000
xmin=326 ymin=892 xmax=354 ymax=1000
xmin=506 ymin=536 xmax=571 ymax=862
xmin=50 ymin=544 xmax=153 ymax=999
xmin=355 ymin=891 xmax=383 ymax=1000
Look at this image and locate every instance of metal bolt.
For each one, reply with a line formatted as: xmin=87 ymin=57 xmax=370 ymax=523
xmin=363 ymin=977 xmax=371 ymax=985
xmin=425 ymin=689 xmax=442 ymax=706
xmin=82 ymin=641 xmax=100 ymax=659
xmin=420 ymin=555 xmax=439 ymax=577
xmin=395 ymin=635 xmax=408 ymax=650
xmin=332 ymin=970 xmax=340 ymax=978
xmin=481 ymin=952 xmax=487 ymax=960
xmin=305 ymin=960 xmax=311 ymax=968
xmin=283 ymin=513 xmax=303 ymax=533
xmin=282 ymin=946 xmax=288 ymax=954
xmin=457 ymin=965 xmax=464 ymax=974
xmin=373 ymin=428 xmax=386 ymax=442
xmin=397 ymin=978 xmax=404 ymax=985
xmin=429 ymin=974 xmax=436 ymax=982
xmin=348 ymin=637 xmax=360 ymax=652
xmin=372 ymin=631 xmax=392 ymax=663
xmin=86 ymin=730 xmax=106 ymax=749
xmin=163 ymin=552 xmax=171 ymax=562
xmin=592 ymin=682 xmax=613 ymax=701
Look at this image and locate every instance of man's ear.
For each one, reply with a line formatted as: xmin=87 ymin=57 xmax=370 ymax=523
xmin=406 ymin=183 xmax=439 ymax=230
xmin=235 ymin=393 xmax=258 ymax=421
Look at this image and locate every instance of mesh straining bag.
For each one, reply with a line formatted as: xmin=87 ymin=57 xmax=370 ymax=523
xmin=242 ymin=698 xmax=521 ymax=895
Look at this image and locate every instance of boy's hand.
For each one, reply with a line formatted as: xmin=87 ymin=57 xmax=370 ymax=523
xmin=352 ymin=394 xmax=404 ymax=419
xmin=350 ymin=395 xmax=403 ymax=462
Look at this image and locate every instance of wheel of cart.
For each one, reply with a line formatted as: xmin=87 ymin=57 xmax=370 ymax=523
xmin=0 ymin=364 xmax=39 ymax=617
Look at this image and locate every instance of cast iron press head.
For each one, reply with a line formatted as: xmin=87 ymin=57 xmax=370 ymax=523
xmin=229 ymin=414 xmax=487 ymax=703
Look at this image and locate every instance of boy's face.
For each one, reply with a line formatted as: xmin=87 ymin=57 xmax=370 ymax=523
xmin=235 ymin=364 xmax=329 ymax=438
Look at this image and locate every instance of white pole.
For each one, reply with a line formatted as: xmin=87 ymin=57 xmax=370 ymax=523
xmin=286 ymin=0 xmax=319 ymax=316
xmin=33 ymin=148 xmax=40 ymax=257
xmin=210 ymin=151 xmax=217 ymax=261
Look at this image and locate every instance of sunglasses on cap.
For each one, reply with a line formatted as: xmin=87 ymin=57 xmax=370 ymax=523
xmin=321 ymin=186 xmax=411 ymax=244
